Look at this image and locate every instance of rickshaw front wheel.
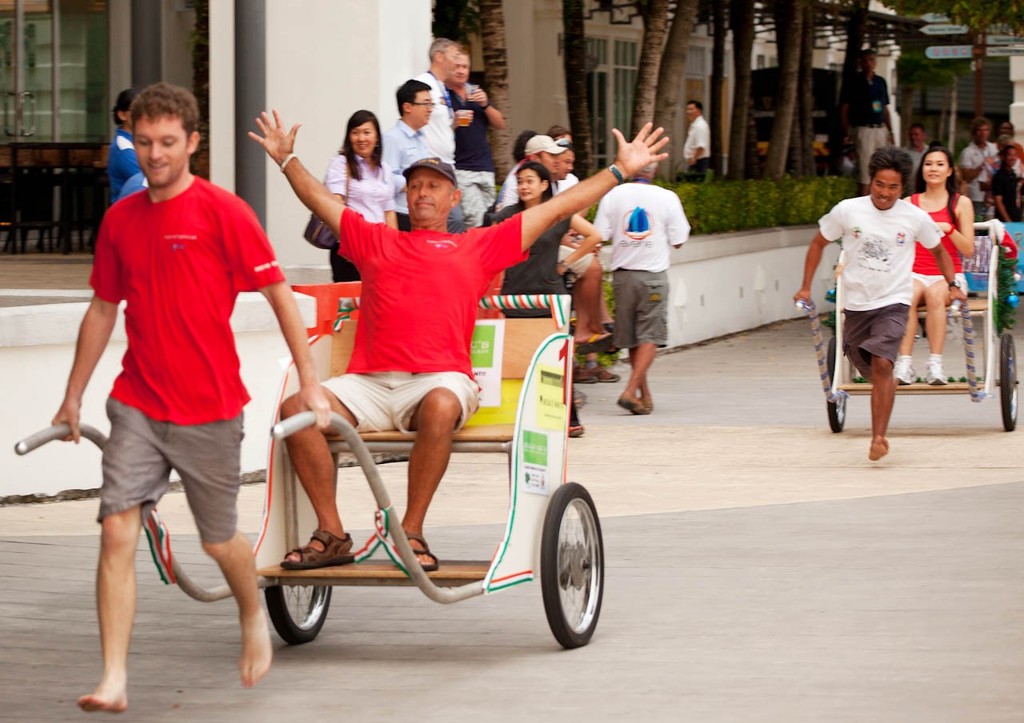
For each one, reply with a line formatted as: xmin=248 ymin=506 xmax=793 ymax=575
xmin=1000 ymin=333 xmax=1017 ymax=432
xmin=265 ymin=584 xmax=332 ymax=645
xmin=541 ymin=482 xmax=604 ymax=649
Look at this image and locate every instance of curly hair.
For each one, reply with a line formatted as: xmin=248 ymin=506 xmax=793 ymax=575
xmin=130 ymin=82 xmax=199 ymax=136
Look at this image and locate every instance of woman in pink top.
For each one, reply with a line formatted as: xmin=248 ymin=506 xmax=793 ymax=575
xmin=322 ymin=110 xmax=398 ymax=281
xmin=894 ymin=145 xmax=976 ymax=385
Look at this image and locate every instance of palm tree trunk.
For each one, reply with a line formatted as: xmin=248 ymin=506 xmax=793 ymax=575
xmin=479 ymin=0 xmax=512 ymax=178
xmin=630 ymin=0 xmax=670 ymax=137
xmin=764 ymin=0 xmax=804 ymax=180
xmin=710 ymin=0 xmax=726 ymax=176
xmin=798 ymin=4 xmax=815 ymax=176
xmin=563 ymin=0 xmax=594 ymax=175
xmin=727 ymin=0 xmax=755 ymax=180
xmin=652 ymin=0 xmax=699 ymax=178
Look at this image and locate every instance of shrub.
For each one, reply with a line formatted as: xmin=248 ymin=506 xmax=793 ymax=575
xmin=657 ymin=175 xmax=857 ymax=235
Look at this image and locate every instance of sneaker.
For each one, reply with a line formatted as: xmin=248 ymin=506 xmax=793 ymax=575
xmin=894 ymin=356 xmax=915 ymax=385
xmin=926 ymin=359 xmax=947 ymax=386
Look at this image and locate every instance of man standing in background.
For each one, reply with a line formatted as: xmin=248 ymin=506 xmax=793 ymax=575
xmin=447 ymin=51 xmax=505 ymax=228
xmin=840 ymin=49 xmax=893 ymax=196
xmin=683 ymin=100 xmax=710 ymax=175
xmin=415 ymin=37 xmax=464 ymax=231
xmin=382 ymin=79 xmax=434 ymax=231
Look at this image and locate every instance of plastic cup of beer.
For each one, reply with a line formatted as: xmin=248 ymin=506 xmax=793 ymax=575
xmin=456 ymin=109 xmax=473 ymax=127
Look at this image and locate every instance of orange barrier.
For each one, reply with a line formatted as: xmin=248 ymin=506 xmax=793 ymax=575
xmin=291 ymin=282 xmax=362 ymax=336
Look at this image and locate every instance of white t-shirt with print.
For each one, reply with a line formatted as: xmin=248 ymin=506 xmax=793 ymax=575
xmin=594 ymin=182 xmax=691 ymax=273
xmin=820 ymin=196 xmax=943 ymax=310
xmin=957 ymin=141 xmax=999 ymax=202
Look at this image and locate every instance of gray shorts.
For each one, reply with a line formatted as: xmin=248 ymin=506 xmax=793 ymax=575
xmin=612 ymin=269 xmax=669 ymax=348
xmin=99 ymin=398 xmax=244 ymax=544
xmin=322 ymin=371 xmax=480 ymax=432
xmin=842 ymin=303 xmax=909 ymax=379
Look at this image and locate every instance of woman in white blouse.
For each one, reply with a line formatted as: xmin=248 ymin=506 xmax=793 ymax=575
xmin=323 ymin=110 xmax=398 ymax=280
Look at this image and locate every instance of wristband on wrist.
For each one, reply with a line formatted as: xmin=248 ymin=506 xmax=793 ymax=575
xmin=608 ymin=164 xmax=625 ymax=184
xmin=279 ymin=153 xmax=296 ymax=172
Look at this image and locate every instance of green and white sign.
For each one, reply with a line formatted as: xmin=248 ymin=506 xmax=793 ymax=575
xmin=471 ymin=319 xmax=505 ymax=407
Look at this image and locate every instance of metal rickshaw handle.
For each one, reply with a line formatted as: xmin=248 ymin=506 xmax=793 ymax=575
xmin=271 ymin=411 xmax=484 ymax=605
xmin=15 ymin=424 xmax=108 ymax=455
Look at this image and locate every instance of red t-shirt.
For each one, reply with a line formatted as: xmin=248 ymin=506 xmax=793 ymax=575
xmin=91 ymin=177 xmax=286 ymax=424
xmin=911 ymin=193 xmax=964 ymax=275
xmin=338 ymin=209 xmax=527 ymax=377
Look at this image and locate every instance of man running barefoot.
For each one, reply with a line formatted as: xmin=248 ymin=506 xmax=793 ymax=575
xmin=794 ymin=146 xmax=964 ymax=460
xmin=54 ymin=83 xmax=331 ymax=713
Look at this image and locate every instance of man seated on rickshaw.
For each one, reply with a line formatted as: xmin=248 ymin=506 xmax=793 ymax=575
xmin=249 ymin=110 xmax=668 ymax=570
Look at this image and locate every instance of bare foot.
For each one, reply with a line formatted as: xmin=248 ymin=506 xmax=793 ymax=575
xmin=78 ymin=678 xmax=127 ymax=713
xmin=240 ymin=613 xmax=273 ymax=688
xmin=868 ymin=437 xmax=889 ymax=461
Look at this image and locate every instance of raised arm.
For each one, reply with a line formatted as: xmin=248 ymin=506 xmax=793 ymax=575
xmin=520 ymin=123 xmax=669 ymax=252
xmin=248 ymin=110 xmax=346 ymax=238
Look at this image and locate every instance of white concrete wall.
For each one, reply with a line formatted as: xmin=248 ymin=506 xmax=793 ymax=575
xmin=2 ymin=227 xmax=838 ymax=499
xmin=262 ymin=0 xmax=431 ymax=268
xmin=1 ymin=294 xmax=316 ymax=499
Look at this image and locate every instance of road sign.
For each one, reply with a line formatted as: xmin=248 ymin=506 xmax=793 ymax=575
xmin=921 ymin=13 xmax=950 ymax=23
xmin=925 ymin=45 xmax=972 ymax=59
xmin=987 ymin=46 xmax=1024 ymax=57
xmin=988 ymin=35 xmax=1021 ymax=45
xmin=921 ymin=24 xmax=969 ymax=35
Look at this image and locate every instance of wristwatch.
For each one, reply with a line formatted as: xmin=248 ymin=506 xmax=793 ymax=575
xmin=949 ymin=279 xmax=961 ymax=290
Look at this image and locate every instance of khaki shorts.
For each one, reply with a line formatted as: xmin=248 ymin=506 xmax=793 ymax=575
xmin=558 ymin=244 xmax=595 ymax=276
xmin=322 ymin=371 xmax=480 ymax=432
xmin=842 ymin=303 xmax=909 ymax=379
xmin=612 ymin=269 xmax=669 ymax=348
xmin=100 ymin=398 xmax=244 ymax=544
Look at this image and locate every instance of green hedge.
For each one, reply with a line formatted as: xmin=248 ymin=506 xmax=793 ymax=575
xmin=659 ymin=175 xmax=857 ymax=235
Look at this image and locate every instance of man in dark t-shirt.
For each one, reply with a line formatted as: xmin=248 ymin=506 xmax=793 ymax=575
xmin=447 ymin=51 xmax=506 ymax=227
xmin=992 ymin=142 xmax=1022 ymax=222
xmin=840 ymin=49 xmax=894 ymax=196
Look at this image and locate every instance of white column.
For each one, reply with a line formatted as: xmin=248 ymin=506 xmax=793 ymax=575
xmin=1010 ymin=57 xmax=1024 ymax=141
xmin=262 ymin=0 xmax=431 ymax=268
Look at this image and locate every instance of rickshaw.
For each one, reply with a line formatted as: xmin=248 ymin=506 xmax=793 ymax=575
xmin=800 ymin=219 xmax=1018 ymax=433
xmin=15 ymin=290 xmax=605 ymax=650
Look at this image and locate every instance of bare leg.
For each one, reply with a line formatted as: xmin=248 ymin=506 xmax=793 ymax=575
xmin=203 ymin=533 xmax=272 ymax=688
xmin=868 ymin=353 xmax=896 ymax=461
xmin=403 ymin=388 xmax=461 ymax=565
xmin=922 ymin=282 xmax=950 ymax=354
xmin=280 ymin=390 xmax=354 ymax=562
xmin=898 ymin=281 xmax=926 ymax=356
xmin=78 ymin=507 xmax=142 ymax=713
xmin=572 ymin=262 xmax=609 ymax=340
xmin=622 ymin=343 xmax=657 ymax=401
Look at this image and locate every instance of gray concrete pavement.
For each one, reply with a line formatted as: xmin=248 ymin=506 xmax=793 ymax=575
xmin=2 ymin=260 xmax=1023 ymax=721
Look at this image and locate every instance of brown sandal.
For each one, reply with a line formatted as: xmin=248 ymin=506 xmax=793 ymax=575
xmin=281 ymin=529 xmax=355 ymax=570
xmin=405 ymin=533 xmax=439 ymax=572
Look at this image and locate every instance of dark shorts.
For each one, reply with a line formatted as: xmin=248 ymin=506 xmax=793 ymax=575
xmin=842 ymin=303 xmax=909 ymax=379
xmin=612 ymin=269 xmax=669 ymax=348
xmin=99 ymin=398 xmax=244 ymax=544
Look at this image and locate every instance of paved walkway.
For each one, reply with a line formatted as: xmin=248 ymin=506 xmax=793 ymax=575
xmin=2 ymin=258 xmax=1023 ymax=721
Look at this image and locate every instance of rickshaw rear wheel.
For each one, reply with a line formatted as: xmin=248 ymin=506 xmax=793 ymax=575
xmin=265 ymin=584 xmax=332 ymax=645
xmin=541 ymin=482 xmax=604 ymax=649
xmin=826 ymin=336 xmax=846 ymax=433
xmin=1000 ymin=333 xmax=1017 ymax=432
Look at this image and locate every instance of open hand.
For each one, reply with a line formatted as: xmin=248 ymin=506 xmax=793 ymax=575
xmin=612 ymin=123 xmax=670 ymax=177
xmin=247 ymin=110 xmax=301 ymax=166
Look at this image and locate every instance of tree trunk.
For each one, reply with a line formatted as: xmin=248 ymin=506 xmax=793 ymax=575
xmin=652 ymin=0 xmax=699 ymax=178
xmin=764 ymin=0 xmax=803 ymax=180
xmin=899 ymin=85 xmax=914 ymax=145
xmin=797 ymin=4 xmax=815 ymax=176
xmin=710 ymin=0 xmax=726 ymax=176
xmin=191 ymin=0 xmax=209 ymax=179
xmin=479 ymin=0 xmax=513 ymax=178
xmin=831 ymin=0 xmax=869 ymax=175
xmin=563 ymin=0 xmax=594 ymax=175
xmin=727 ymin=0 xmax=754 ymax=180
xmin=630 ymin=0 xmax=669 ymax=137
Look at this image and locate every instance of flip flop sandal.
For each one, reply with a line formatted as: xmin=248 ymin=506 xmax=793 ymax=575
xmin=576 ymin=333 xmax=615 ymax=354
xmin=281 ymin=529 xmax=355 ymax=570
xmin=405 ymin=533 xmax=440 ymax=572
xmin=617 ymin=396 xmax=651 ymax=415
